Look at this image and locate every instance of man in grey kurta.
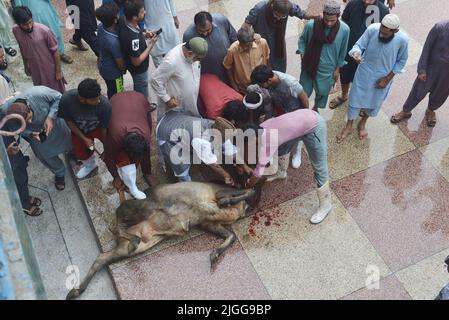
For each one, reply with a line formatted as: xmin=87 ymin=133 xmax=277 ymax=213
xmin=1 ymin=86 xmax=71 ymax=190
xmin=391 ymin=20 xmax=449 ymax=127
xmin=244 ymin=0 xmax=314 ymax=72
xmin=183 ymin=11 xmax=237 ymax=83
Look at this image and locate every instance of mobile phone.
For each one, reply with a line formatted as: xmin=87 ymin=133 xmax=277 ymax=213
xmin=39 ymin=130 xmax=47 ymax=143
xmin=155 ymin=28 xmax=163 ymax=36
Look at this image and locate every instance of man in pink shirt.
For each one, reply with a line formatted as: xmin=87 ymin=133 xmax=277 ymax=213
xmin=223 ymin=100 xmax=331 ymax=224
xmin=12 ymin=6 xmax=66 ymax=93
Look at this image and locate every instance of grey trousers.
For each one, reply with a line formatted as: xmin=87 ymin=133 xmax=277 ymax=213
xmin=31 ymin=146 xmax=66 ymax=178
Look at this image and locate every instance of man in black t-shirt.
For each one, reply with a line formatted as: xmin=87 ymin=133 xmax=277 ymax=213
xmin=119 ymin=0 xmax=158 ymax=97
xmin=59 ymin=79 xmax=112 ymax=179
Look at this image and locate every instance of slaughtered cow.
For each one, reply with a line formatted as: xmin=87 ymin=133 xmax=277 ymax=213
xmin=66 ymin=179 xmax=265 ymax=299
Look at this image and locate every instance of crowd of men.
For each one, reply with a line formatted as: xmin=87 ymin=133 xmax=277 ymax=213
xmin=0 ymin=0 xmax=449 ymax=241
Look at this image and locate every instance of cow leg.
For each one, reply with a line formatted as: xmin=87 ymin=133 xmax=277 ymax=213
xmin=66 ymin=239 xmax=131 ymax=299
xmin=216 ymin=189 xmax=255 ymax=208
xmin=198 ymin=222 xmax=236 ymax=270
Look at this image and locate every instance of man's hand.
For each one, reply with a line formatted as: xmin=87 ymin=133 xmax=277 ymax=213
xmin=146 ymin=35 xmax=159 ymax=47
xmin=7 ymin=142 xmax=20 ymax=156
xmin=387 ymin=0 xmax=396 ymax=9
xmin=30 ymin=132 xmax=41 ymax=142
xmin=333 ymin=68 xmax=340 ymax=83
xmin=174 ymin=16 xmax=180 ymax=29
xmin=56 ymin=70 xmax=63 ymax=81
xmin=352 ymin=52 xmax=363 ymax=64
xmin=144 ymin=30 xmax=155 ymax=39
xmin=144 ymin=174 xmax=158 ymax=187
xmin=44 ymin=117 xmax=54 ymax=136
xmin=223 ymin=173 xmax=235 ymax=186
xmin=418 ymin=73 xmax=427 ymax=81
xmin=84 ymin=137 xmax=94 ymax=149
xmin=166 ymin=97 xmax=179 ymax=109
xmin=376 ymin=77 xmax=390 ymax=89
xmin=245 ymin=174 xmax=259 ymax=189
xmin=112 ymin=176 xmax=124 ymax=191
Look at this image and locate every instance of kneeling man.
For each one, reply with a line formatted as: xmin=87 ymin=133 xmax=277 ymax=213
xmin=104 ymin=91 xmax=154 ymax=199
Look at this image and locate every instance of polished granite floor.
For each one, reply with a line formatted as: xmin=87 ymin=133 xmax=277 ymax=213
xmin=8 ymin=0 xmax=449 ymax=299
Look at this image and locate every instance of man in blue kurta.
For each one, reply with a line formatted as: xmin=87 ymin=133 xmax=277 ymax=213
xmin=329 ymin=0 xmax=389 ymax=109
xmin=336 ymin=14 xmax=408 ymax=143
xmin=298 ymin=0 xmax=350 ymax=112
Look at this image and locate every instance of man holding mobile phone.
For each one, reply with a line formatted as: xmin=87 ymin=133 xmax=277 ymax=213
xmin=2 ymin=86 xmax=71 ymax=190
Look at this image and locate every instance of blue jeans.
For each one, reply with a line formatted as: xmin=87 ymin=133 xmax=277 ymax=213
xmin=131 ymin=71 xmax=149 ymax=97
xmin=301 ymin=114 xmax=329 ymax=187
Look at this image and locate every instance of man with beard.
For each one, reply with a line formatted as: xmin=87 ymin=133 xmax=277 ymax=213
xmin=298 ymin=0 xmax=349 ymax=113
xmin=390 ymin=20 xmax=449 ymax=127
xmin=244 ymin=0 xmax=317 ymax=73
xmin=183 ymin=11 xmax=237 ymax=84
xmin=336 ymin=14 xmax=408 ymax=143
xmin=151 ymin=37 xmax=208 ymax=118
xmin=12 ymin=6 xmax=66 ymax=93
xmin=329 ymin=0 xmax=389 ymax=109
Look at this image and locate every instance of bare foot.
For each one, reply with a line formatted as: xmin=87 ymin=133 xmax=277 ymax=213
xmin=357 ymin=122 xmax=368 ymax=140
xmin=336 ymin=126 xmax=353 ymax=143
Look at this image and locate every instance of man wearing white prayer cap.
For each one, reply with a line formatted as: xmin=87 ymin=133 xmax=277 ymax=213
xmin=336 ymin=13 xmax=409 ymax=143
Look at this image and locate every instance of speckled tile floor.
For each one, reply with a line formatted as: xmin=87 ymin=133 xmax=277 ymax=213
xmin=6 ymin=0 xmax=449 ymax=299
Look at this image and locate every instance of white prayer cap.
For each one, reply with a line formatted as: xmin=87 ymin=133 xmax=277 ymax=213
xmin=382 ymin=14 xmax=400 ymax=30
xmin=243 ymin=92 xmax=263 ymax=110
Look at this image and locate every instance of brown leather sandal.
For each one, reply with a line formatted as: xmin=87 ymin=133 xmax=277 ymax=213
xmin=390 ymin=111 xmax=412 ymax=124
xmin=425 ymin=110 xmax=436 ymax=127
xmin=24 ymin=206 xmax=43 ymax=217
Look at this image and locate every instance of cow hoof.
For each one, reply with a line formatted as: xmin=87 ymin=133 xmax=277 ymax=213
xmin=66 ymin=289 xmax=81 ymax=300
xmin=127 ymin=235 xmax=141 ymax=254
xmin=210 ymin=250 xmax=220 ymax=266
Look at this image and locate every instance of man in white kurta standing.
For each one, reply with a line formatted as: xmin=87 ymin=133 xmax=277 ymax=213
xmin=151 ymin=37 xmax=208 ymax=119
xmin=144 ymin=0 xmax=180 ymax=68
xmin=336 ymin=14 xmax=408 ymax=143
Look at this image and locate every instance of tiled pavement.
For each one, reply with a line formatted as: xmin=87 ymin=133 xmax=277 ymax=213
xmin=9 ymin=0 xmax=449 ymax=299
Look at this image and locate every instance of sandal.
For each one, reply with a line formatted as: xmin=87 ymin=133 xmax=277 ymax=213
xmin=61 ymin=54 xmax=73 ymax=64
xmin=29 ymin=196 xmax=42 ymax=207
xmin=390 ymin=111 xmax=412 ymax=124
xmin=69 ymin=39 xmax=89 ymax=51
xmin=5 ymin=47 xmax=17 ymax=57
xmin=329 ymin=96 xmax=348 ymax=110
xmin=24 ymin=206 xmax=43 ymax=217
xmin=55 ymin=176 xmax=65 ymax=190
xmin=425 ymin=109 xmax=436 ymax=127
xmin=0 ymin=59 xmax=7 ymax=70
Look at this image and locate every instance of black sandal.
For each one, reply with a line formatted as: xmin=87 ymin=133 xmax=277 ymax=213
xmin=24 ymin=206 xmax=43 ymax=217
xmin=0 ymin=59 xmax=7 ymax=70
xmin=5 ymin=47 xmax=17 ymax=57
xmin=55 ymin=176 xmax=65 ymax=190
xmin=29 ymin=196 xmax=42 ymax=207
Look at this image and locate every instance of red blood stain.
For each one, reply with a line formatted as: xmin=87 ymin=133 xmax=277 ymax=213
xmin=247 ymin=208 xmax=286 ymax=237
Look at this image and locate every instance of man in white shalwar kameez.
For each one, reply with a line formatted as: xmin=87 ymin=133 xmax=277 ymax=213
xmin=151 ymin=37 xmax=208 ymax=119
xmin=144 ymin=0 xmax=180 ymax=68
xmin=337 ymin=14 xmax=408 ymax=143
